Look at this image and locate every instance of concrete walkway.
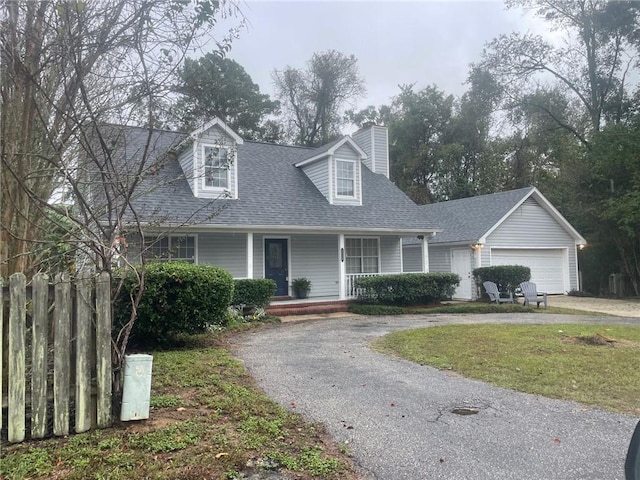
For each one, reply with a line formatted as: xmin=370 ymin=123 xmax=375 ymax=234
xmin=549 ymin=295 xmax=639 ymax=318
xmin=233 ymin=314 xmax=639 ymax=480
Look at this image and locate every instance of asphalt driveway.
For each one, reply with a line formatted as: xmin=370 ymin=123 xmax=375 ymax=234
xmin=232 ymin=313 xmax=640 ymax=480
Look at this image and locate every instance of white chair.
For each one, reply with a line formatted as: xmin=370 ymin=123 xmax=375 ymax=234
xmin=519 ymin=281 xmax=547 ymax=308
xmin=482 ymin=281 xmax=514 ymax=304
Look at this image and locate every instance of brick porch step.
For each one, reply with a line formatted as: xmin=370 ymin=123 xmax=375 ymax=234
xmin=266 ymin=300 xmax=351 ymax=317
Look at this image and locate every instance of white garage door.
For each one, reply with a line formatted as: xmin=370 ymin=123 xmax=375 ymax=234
xmin=491 ymin=249 xmax=567 ymax=294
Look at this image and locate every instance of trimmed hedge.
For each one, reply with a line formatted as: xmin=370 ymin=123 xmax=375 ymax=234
xmin=355 ymin=273 xmax=460 ymax=306
xmin=113 ymin=262 xmax=234 ymax=343
xmin=232 ymin=278 xmax=276 ymax=308
xmin=473 ymin=265 xmax=531 ymax=296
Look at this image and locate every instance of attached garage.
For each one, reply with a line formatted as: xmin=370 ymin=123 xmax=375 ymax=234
xmin=491 ymin=248 xmax=568 ymax=294
xmin=402 ymin=186 xmax=587 ymax=300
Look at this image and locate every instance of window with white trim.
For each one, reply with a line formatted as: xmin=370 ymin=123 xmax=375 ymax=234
xmin=335 ymin=159 xmax=355 ymax=197
xmin=345 ymin=237 xmax=379 ymax=274
xmin=143 ymin=236 xmax=195 ymax=263
xmin=203 ymin=145 xmax=229 ymax=190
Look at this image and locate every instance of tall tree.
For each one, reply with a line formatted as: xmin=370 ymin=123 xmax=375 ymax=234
xmin=369 ymin=73 xmax=504 ymax=204
xmin=175 ymin=54 xmax=279 ymax=139
xmin=0 ymin=0 xmax=241 ymax=393
xmin=386 ymin=84 xmax=456 ymax=203
xmin=476 ymin=0 xmax=640 ymax=295
xmin=273 ymin=50 xmax=365 ymax=146
xmin=1 ymin=0 xmax=239 ymax=277
xmin=584 ymin=121 xmax=640 ymax=295
xmin=479 ymin=0 xmax=640 ymax=145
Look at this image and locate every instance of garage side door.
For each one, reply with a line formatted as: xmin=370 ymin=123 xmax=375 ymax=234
xmin=491 ymin=249 xmax=567 ymax=294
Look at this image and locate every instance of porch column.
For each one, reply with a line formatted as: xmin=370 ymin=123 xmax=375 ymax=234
xmin=422 ymin=236 xmax=430 ymax=273
xmin=246 ymin=232 xmax=254 ymax=279
xmin=338 ymin=234 xmax=346 ymax=299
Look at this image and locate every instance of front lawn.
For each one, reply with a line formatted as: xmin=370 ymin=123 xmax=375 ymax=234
xmin=372 ymin=323 xmax=640 ymax=414
xmin=1 ymin=334 xmax=360 ymax=480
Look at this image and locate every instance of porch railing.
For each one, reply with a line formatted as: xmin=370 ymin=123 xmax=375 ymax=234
xmin=345 ymin=272 xmax=404 ymax=299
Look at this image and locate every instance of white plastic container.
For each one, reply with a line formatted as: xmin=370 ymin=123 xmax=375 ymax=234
xmin=120 ymin=354 xmax=153 ymax=421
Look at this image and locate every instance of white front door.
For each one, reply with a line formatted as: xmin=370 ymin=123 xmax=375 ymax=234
xmin=451 ymin=248 xmax=472 ymax=300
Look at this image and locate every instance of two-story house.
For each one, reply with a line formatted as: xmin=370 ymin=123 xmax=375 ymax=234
xmin=109 ymin=118 xmax=440 ymax=300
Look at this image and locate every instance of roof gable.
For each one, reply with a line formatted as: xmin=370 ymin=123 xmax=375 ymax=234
xmin=420 ymin=187 xmax=585 ymax=245
xmin=295 ymin=136 xmax=367 ymax=167
xmin=189 ymin=117 xmax=244 ymax=145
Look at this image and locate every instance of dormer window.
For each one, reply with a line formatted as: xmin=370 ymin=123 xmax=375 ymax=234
xmin=203 ymin=145 xmax=229 ymax=190
xmin=336 ymin=159 xmax=355 ymax=197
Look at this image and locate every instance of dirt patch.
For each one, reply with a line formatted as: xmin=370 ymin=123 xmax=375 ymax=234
xmin=562 ymin=333 xmax=640 ymax=348
xmin=119 ymin=405 xmax=211 ymax=434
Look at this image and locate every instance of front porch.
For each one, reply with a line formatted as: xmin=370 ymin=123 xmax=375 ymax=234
xmin=140 ymin=230 xmax=431 ymax=300
xmin=266 ymin=272 xmax=402 ymax=316
xmin=187 ymin=231 xmax=429 ymax=299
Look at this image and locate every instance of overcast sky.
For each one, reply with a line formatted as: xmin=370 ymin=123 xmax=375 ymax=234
xmin=210 ymin=1 xmax=544 ymax=114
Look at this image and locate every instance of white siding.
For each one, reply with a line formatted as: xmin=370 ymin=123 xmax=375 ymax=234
xmin=488 ymin=199 xmax=574 ymax=246
xmin=301 ymin=159 xmax=330 ymax=199
xmin=429 ymin=246 xmax=451 ymax=273
xmin=333 ymin=144 xmax=362 ymax=205
xmin=372 ymin=126 xmax=389 ymax=178
xmin=197 ymin=232 xmax=247 ymax=278
xmin=486 ymin=198 xmax=578 ymax=291
xmin=402 ymin=245 xmax=423 ymax=272
xmin=178 ymin=147 xmax=195 ymax=194
xmin=380 ymin=236 xmax=402 ymax=273
xmin=352 ymin=125 xmax=389 ymax=178
xmin=351 ymin=128 xmax=371 ymax=164
xmin=290 ymin=234 xmax=340 ymax=297
xmin=194 ymin=125 xmax=238 ymax=199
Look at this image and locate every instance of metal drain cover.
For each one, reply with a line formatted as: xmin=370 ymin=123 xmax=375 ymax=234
xmin=451 ymin=407 xmax=480 ymax=415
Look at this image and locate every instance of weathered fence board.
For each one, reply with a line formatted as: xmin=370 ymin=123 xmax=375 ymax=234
xmin=9 ymin=273 xmax=26 ymax=443
xmin=75 ymin=274 xmax=93 ymax=433
xmin=31 ymin=273 xmax=49 ymax=439
xmin=0 ymin=277 xmax=3 ymax=431
xmin=96 ymin=271 xmax=112 ymax=429
xmin=1 ymin=271 xmax=114 ymax=443
xmin=54 ymin=274 xmax=71 ymax=436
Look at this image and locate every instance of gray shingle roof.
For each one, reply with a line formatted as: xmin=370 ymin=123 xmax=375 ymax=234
xmin=116 ymin=126 xmax=439 ymax=233
xmin=298 ymin=137 xmax=345 ymax=162
xmin=406 ymin=187 xmax=535 ymax=245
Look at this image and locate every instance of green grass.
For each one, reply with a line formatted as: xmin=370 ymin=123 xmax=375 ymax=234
xmin=1 ymin=339 xmax=357 ymax=480
xmin=372 ymin=323 xmax=640 ymax=414
xmin=349 ymin=301 xmax=596 ymax=316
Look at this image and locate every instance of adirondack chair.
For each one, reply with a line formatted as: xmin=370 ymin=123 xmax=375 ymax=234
xmin=519 ymin=281 xmax=548 ymax=308
xmin=483 ymin=281 xmax=514 ymax=304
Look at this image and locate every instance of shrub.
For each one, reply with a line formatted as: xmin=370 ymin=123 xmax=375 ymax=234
xmin=348 ymin=303 xmax=406 ymax=315
xmin=355 ymin=273 xmax=460 ymax=306
xmin=473 ymin=265 xmax=531 ymax=296
xmin=114 ymin=262 xmax=234 ymax=343
xmin=232 ymin=279 xmax=276 ymax=308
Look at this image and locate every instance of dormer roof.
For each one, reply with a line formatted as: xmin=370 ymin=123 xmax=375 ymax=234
xmin=294 ymin=136 xmax=367 ymax=167
xmin=108 ymin=126 xmax=438 ymax=233
xmin=189 ymin=117 xmax=244 ymax=145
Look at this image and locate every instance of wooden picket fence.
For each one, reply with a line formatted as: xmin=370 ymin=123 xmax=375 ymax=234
xmin=1 ymin=271 xmax=112 ymax=443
